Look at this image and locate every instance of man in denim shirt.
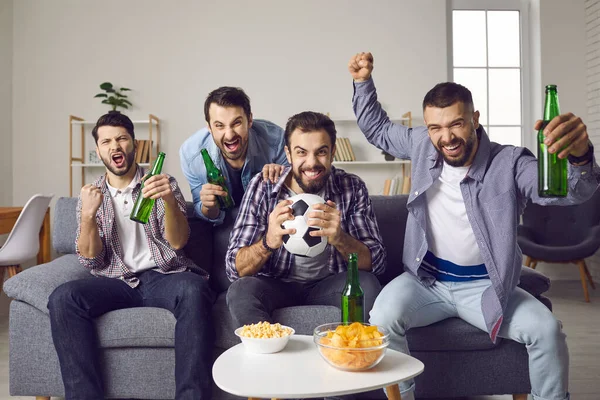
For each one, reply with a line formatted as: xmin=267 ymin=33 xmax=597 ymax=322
xmin=349 ymin=52 xmax=599 ymax=400
xmin=180 ymin=87 xmax=288 ymax=225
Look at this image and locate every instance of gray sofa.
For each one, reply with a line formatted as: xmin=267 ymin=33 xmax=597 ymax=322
xmin=4 ymin=195 xmax=552 ymax=399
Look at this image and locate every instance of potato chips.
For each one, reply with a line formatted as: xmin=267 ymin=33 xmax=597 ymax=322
xmin=238 ymin=321 xmax=293 ymax=339
xmin=318 ymin=322 xmax=386 ymax=370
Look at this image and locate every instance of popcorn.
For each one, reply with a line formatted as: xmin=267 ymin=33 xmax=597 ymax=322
xmin=238 ymin=321 xmax=293 ymax=339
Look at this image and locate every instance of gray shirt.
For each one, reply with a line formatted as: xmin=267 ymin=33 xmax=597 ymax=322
xmin=353 ymin=78 xmax=600 ymax=341
xmin=281 ymin=187 xmax=332 ymax=283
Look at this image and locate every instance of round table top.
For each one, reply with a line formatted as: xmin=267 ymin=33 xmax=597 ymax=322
xmin=213 ymin=334 xmax=424 ymax=399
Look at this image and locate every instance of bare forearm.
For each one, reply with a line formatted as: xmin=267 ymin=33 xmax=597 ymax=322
xmin=164 ymin=200 xmax=189 ymax=250
xmin=332 ymin=232 xmax=372 ymax=270
xmin=78 ymin=215 xmax=103 ymax=258
xmin=235 ymin=240 xmax=272 ymax=277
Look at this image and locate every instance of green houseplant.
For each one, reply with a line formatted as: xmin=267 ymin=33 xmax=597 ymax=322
xmin=94 ymin=82 xmax=132 ymax=112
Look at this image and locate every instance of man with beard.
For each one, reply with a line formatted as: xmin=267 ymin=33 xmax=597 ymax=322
xmin=47 ymin=113 xmax=214 ymax=400
xmin=349 ymin=52 xmax=599 ymax=400
xmin=225 ymin=111 xmax=386 ymax=328
xmin=180 ymin=86 xmax=288 ymax=226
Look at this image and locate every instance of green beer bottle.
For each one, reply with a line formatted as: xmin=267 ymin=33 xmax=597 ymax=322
xmin=538 ymin=85 xmax=567 ymax=197
xmin=130 ymin=152 xmax=166 ymax=224
xmin=200 ymin=148 xmax=234 ymax=210
xmin=341 ymin=253 xmax=365 ymax=324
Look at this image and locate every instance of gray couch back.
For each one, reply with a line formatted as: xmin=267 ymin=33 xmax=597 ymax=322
xmin=52 ymin=195 xmax=409 ymax=293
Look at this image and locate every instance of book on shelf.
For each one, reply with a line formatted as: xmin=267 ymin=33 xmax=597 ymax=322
xmin=335 ymin=137 xmax=356 ymax=162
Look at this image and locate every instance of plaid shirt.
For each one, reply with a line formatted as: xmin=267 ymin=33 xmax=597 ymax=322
xmin=226 ymin=166 xmax=386 ymax=281
xmin=75 ymin=166 xmax=206 ymax=288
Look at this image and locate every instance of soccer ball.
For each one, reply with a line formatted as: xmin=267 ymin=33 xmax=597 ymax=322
xmin=281 ymin=193 xmax=328 ymax=257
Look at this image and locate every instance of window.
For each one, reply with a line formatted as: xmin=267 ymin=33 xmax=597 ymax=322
xmin=451 ymin=2 xmax=528 ymax=147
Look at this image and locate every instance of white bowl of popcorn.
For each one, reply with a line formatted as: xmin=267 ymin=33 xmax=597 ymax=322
xmin=234 ymin=321 xmax=295 ymax=354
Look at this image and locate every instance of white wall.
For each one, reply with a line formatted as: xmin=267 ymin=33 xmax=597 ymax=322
xmin=0 ymin=0 xmax=12 ymax=207
xmin=540 ymin=0 xmax=587 ymax=119
xmin=532 ymin=0 xmax=595 ymax=281
xmin=586 ymin=0 xmax=600 ymax=280
xmin=0 ymin=0 xmax=13 ymax=316
xmin=11 ymin=0 xmax=448 ymax=204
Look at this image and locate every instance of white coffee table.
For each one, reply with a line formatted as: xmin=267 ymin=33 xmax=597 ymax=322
xmin=213 ymin=335 xmax=424 ymax=400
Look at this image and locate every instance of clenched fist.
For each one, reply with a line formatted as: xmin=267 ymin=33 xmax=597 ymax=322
xmin=348 ymin=52 xmax=374 ymax=82
xmin=80 ymin=184 xmax=103 ymax=219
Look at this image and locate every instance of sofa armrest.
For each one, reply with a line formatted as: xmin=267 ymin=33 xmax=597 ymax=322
xmin=518 ymin=266 xmax=551 ymax=298
xmin=2 ymin=254 xmax=91 ymax=314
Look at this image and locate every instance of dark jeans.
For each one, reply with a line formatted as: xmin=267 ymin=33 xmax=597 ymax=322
xmin=226 ymin=271 xmax=381 ymax=327
xmin=47 ymin=270 xmax=215 ymax=400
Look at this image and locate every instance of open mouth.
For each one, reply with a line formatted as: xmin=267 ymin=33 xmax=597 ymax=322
xmin=442 ymin=142 xmax=463 ymax=157
xmin=302 ymin=169 xmax=324 ymax=181
xmin=111 ymin=153 xmax=126 ymax=168
xmin=224 ymin=138 xmax=241 ymax=153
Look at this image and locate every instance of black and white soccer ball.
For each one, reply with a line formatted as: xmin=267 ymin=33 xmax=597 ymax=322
xmin=281 ymin=193 xmax=328 ymax=257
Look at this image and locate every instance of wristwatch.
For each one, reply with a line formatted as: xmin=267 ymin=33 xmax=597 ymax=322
xmin=568 ymin=142 xmax=594 ymax=165
xmin=262 ymin=235 xmax=276 ymax=253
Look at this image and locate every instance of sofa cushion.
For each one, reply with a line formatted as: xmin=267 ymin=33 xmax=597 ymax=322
xmin=518 ymin=266 xmax=551 ymax=297
xmin=407 ymin=317 xmax=501 ymax=352
xmin=183 ymin=211 xmax=215 ymax=277
xmin=370 ymin=195 xmax=409 ymax=286
xmin=53 ymin=197 xmax=78 ymax=254
xmin=3 ymin=254 xmax=90 ymax=313
xmin=210 ymin=208 xmax=241 ymax=293
xmin=95 ymin=308 xmax=176 ymax=348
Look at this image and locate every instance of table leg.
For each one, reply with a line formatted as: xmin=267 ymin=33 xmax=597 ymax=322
xmin=37 ymin=208 xmax=51 ymax=264
xmin=386 ymin=383 xmax=402 ymax=400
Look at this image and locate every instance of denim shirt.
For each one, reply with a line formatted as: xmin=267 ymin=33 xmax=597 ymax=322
xmin=179 ymin=119 xmax=287 ymax=225
xmin=353 ymin=78 xmax=600 ymax=341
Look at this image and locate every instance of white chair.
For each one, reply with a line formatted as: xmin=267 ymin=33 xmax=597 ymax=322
xmin=1 ymin=194 xmax=54 ymax=288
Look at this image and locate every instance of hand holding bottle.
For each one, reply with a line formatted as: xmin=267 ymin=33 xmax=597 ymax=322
xmin=348 ymin=52 xmax=374 ymax=82
xmin=80 ymin=184 xmax=103 ymax=219
xmin=535 ymin=113 xmax=589 ymax=159
xmin=199 ymin=183 xmax=229 ymax=212
xmin=141 ymin=174 xmax=176 ymax=204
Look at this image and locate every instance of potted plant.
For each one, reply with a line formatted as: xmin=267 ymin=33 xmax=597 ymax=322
xmin=94 ymin=82 xmax=132 ymax=112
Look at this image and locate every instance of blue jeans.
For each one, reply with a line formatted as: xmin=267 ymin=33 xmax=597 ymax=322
xmin=369 ymin=273 xmax=569 ymax=400
xmin=47 ymin=270 xmax=215 ymax=400
xmin=226 ymin=271 xmax=381 ymax=327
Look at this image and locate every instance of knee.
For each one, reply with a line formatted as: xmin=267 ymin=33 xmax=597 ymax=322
xmin=226 ymin=277 xmax=262 ymax=305
xmin=47 ymin=281 xmax=78 ymax=313
xmin=529 ymin=315 xmax=565 ymax=345
xmin=368 ymin=287 xmax=408 ymax=332
xmin=176 ymin=276 xmax=212 ymax=308
xmin=358 ymin=271 xmax=382 ymax=298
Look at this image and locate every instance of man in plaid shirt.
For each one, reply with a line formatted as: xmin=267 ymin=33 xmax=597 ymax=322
xmin=47 ymin=113 xmax=214 ymax=400
xmin=226 ymin=111 xmax=386 ymax=328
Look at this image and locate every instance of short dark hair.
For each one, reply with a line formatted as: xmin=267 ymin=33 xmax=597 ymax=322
xmin=284 ymin=111 xmax=337 ymax=149
xmin=204 ymin=86 xmax=252 ymax=124
xmin=91 ymin=112 xmax=135 ymax=143
xmin=422 ymin=82 xmax=474 ymax=112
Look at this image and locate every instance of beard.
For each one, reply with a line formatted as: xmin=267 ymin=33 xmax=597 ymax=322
xmin=99 ymin=150 xmax=135 ymax=176
xmin=292 ymin=166 xmax=331 ymax=194
xmin=437 ymin=131 xmax=477 ymax=167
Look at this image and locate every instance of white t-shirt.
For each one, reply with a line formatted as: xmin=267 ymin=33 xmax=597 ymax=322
xmin=424 ymin=162 xmax=483 ymax=267
xmin=106 ymin=179 xmax=155 ymax=273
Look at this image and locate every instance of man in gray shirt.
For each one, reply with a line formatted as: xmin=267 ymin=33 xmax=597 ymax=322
xmin=349 ymin=52 xmax=598 ymax=400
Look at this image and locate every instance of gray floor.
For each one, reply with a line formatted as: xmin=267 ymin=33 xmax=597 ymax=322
xmin=0 ymin=280 xmax=598 ymax=400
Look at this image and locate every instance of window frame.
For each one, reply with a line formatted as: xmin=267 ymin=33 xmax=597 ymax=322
xmin=449 ymin=0 xmax=534 ymax=150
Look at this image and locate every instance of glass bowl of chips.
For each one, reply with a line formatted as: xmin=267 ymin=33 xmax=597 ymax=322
xmin=234 ymin=321 xmax=295 ymax=354
xmin=313 ymin=322 xmax=389 ymax=371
